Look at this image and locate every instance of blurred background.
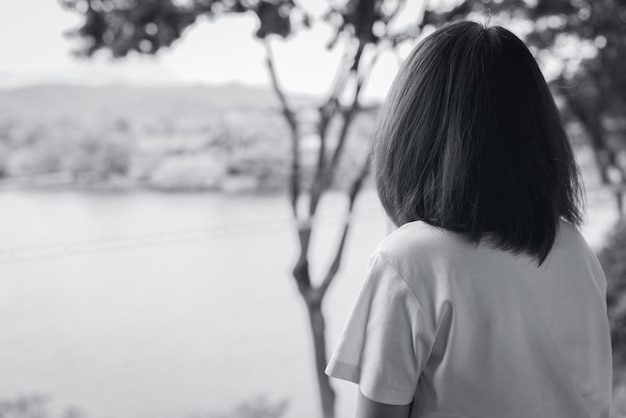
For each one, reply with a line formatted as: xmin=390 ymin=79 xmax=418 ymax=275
xmin=0 ymin=1 xmax=624 ymax=417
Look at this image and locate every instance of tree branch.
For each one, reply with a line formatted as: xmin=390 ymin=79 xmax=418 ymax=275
xmin=263 ymin=39 xmax=301 ymax=219
xmin=309 ymin=44 xmax=380 ymax=216
xmin=263 ymin=39 xmax=315 ymax=294
xmin=316 ymin=41 xmax=354 ymax=174
xmin=318 ymin=151 xmax=371 ymax=297
xmin=293 ymin=220 xmax=313 ymax=295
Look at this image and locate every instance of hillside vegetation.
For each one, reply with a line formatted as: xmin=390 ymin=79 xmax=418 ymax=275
xmin=0 ymin=84 xmax=374 ymax=192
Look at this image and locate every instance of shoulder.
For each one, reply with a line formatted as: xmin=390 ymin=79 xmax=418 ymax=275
xmin=553 ymin=218 xmax=607 ymax=291
xmin=370 ymin=221 xmax=472 ymax=300
xmin=367 ymin=221 xmax=462 ymax=334
xmin=555 ymin=217 xmax=587 ymax=247
xmin=374 ymin=220 xmax=471 ymax=268
xmin=551 ymin=218 xmax=601 ymax=268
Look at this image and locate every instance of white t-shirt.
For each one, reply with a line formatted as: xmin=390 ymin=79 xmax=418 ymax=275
xmin=325 ymin=218 xmax=612 ymax=418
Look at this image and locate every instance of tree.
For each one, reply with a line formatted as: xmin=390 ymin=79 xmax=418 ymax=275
xmin=58 ymin=1 xmax=427 ymax=417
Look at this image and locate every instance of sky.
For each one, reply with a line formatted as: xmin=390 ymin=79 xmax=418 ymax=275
xmin=0 ymin=0 xmax=585 ymax=100
xmin=0 ymin=0 xmax=437 ymax=100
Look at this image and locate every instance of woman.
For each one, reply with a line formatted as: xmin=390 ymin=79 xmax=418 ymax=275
xmin=325 ymin=21 xmax=612 ymax=418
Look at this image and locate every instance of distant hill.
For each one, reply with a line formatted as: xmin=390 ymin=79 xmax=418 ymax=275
xmin=0 ymin=83 xmax=317 ymax=122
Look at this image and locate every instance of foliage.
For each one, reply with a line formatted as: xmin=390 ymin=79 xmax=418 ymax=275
xmin=0 ymin=393 xmax=287 ymax=418
xmin=598 ymin=219 xmax=626 ymax=416
xmin=193 ymin=396 xmax=289 ymax=418
xmin=2 ymin=121 xmax=132 ymax=183
xmin=0 ymin=110 xmax=374 ymax=192
xmin=598 ymin=220 xmax=626 ymax=375
xmin=148 ymin=153 xmax=228 ymax=190
xmin=59 ymin=0 xmax=419 ymax=57
xmin=0 ymin=394 xmax=82 ymax=418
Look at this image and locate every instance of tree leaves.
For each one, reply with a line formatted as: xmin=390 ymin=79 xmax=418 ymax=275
xmin=60 ymin=0 xmax=199 ymax=57
xmin=61 ymin=0 xmax=422 ymax=57
xmin=254 ymin=1 xmax=294 ymax=39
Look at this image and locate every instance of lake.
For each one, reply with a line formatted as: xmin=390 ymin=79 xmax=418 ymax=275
xmin=0 ymin=187 xmax=618 ymax=418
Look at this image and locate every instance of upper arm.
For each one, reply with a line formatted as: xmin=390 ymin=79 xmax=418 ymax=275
xmin=356 ymin=391 xmax=412 ymax=418
xmin=325 ymin=252 xmax=435 ymax=404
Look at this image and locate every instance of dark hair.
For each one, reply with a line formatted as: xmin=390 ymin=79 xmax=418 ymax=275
xmin=372 ymin=21 xmax=584 ymax=266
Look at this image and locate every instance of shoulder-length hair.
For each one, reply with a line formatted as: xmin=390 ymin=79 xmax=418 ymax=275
xmin=372 ymin=20 xmax=584 ymax=266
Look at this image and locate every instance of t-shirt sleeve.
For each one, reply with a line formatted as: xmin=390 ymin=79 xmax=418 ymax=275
xmin=324 ymin=251 xmax=435 ymax=405
xmin=581 ymin=235 xmax=608 ymax=300
xmin=589 ymin=247 xmax=608 ymax=297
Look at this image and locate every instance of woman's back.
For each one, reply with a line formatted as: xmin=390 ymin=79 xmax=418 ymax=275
xmin=380 ymin=219 xmax=611 ymax=417
xmin=327 ymin=219 xmax=612 ymax=417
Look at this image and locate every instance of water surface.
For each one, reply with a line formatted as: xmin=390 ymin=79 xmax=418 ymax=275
xmin=0 ymin=188 xmax=616 ymax=418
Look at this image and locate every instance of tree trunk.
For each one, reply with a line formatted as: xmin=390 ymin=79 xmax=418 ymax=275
xmin=306 ymin=299 xmax=336 ymax=418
